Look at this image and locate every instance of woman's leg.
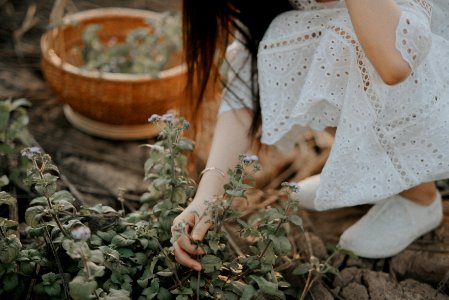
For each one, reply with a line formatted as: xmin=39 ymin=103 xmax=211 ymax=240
xmin=399 ymin=182 xmax=438 ymax=205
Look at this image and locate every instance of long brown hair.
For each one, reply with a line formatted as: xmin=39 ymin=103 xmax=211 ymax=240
xmin=182 ymin=0 xmax=292 ymax=136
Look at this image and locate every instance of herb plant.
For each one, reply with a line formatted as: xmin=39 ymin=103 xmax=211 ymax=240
xmin=81 ymin=12 xmax=182 ymax=77
xmin=0 ymin=99 xmax=345 ymax=299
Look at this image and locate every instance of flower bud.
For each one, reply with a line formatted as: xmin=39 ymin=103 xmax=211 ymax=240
xmin=71 ymin=225 xmax=91 ymax=240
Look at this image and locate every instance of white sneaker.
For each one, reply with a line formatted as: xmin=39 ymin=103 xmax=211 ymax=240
xmin=339 ymin=192 xmax=443 ymax=259
xmin=291 ymin=174 xmax=321 ymax=210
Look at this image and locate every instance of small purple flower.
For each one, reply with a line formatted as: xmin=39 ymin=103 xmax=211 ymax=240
xmin=21 ymin=147 xmax=42 ymax=159
xmin=148 ymin=114 xmax=161 ymax=123
xmin=71 ymin=225 xmax=91 ymax=240
xmin=282 ymin=182 xmax=301 ymax=193
xmin=161 ymin=112 xmax=174 ymax=123
xmin=240 ymin=154 xmax=259 ymax=164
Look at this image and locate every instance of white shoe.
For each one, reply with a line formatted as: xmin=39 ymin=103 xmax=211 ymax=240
xmin=291 ymin=174 xmax=321 ymax=211
xmin=339 ymin=192 xmax=443 ymax=259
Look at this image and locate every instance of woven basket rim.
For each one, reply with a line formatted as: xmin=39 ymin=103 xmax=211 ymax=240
xmin=40 ymin=7 xmax=186 ymax=82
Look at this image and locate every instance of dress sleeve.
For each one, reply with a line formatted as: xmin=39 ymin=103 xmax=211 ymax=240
xmin=430 ymin=0 xmax=449 ymax=40
xmin=395 ymin=1 xmax=433 ymax=71
xmin=218 ymin=39 xmax=255 ymax=115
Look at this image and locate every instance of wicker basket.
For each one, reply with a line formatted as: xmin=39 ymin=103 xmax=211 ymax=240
xmin=40 ymin=8 xmax=186 ymax=139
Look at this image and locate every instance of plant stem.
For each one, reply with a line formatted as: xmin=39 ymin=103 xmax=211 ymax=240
xmin=26 ymin=264 xmax=40 ymax=300
xmin=196 ymin=257 xmax=201 ymax=300
xmin=258 ymin=221 xmax=283 ymax=259
xmin=33 ymin=158 xmax=70 ymax=238
xmin=154 ymin=238 xmax=182 ymax=286
xmin=43 ymin=226 xmax=70 ymax=300
xmin=299 ymin=270 xmax=313 ymax=300
xmin=79 ymin=245 xmax=100 ymax=300
xmin=45 ymin=194 xmax=70 ymax=238
xmin=167 ymin=124 xmax=177 ymax=205
xmin=233 ymin=201 xmax=292 ymax=282
xmin=0 ymin=226 xmax=6 ymax=238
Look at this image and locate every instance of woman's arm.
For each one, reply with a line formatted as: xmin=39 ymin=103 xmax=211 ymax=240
xmin=345 ymin=0 xmax=412 ymax=85
xmin=172 ymin=108 xmax=253 ymax=271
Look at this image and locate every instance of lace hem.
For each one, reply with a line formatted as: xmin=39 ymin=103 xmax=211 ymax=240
xmin=395 ymin=10 xmax=432 ymax=71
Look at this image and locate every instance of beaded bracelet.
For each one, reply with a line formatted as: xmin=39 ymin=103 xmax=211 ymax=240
xmin=200 ymin=166 xmax=226 ymax=178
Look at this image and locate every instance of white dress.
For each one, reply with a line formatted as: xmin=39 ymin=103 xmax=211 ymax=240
xmin=219 ymin=0 xmax=449 ymax=210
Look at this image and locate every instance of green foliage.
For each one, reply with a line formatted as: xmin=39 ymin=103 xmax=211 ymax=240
xmin=0 ymin=98 xmax=32 ymax=191
xmin=0 ymin=100 xmax=346 ymax=299
xmin=82 ymin=12 xmax=182 ymax=76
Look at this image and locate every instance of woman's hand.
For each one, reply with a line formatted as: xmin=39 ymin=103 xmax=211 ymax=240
xmin=171 ymin=199 xmax=212 ymax=271
xmin=171 ymin=108 xmax=254 ymax=271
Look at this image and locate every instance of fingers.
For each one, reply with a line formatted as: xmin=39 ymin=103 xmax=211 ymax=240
xmin=191 ymin=217 xmax=211 ymax=241
xmin=173 ymin=241 xmax=202 ymax=271
xmin=176 ymin=234 xmax=205 ymax=256
xmin=171 ymin=208 xmax=212 ymax=270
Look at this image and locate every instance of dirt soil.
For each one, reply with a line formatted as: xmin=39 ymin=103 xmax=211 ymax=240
xmin=1 ymin=1 xmax=449 ymax=299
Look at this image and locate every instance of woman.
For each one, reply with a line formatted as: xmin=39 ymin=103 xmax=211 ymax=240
xmin=172 ymin=0 xmax=449 ymax=271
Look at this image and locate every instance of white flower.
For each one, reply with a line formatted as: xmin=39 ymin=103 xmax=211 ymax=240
xmin=161 ymin=112 xmax=174 ymax=122
xmin=240 ymin=154 xmax=259 ymax=164
xmin=71 ymin=225 xmax=91 ymax=240
xmin=148 ymin=114 xmax=161 ymax=123
xmin=21 ymin=147 xmax=42 ymax=159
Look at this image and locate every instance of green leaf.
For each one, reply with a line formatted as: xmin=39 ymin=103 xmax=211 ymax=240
xmin=69 ymin=275 xmax=97 ymax=300
xmin=259 ymin=241 xmax=276 ymax=266
xmin=3 ymin=273 xmax=19 ymax=291
xmin=156 ymin=270 xmax=173 ymax=277
xmin=44 ymin=284 xmax=61 ymax=297
xmin=111 ymin=235 xmax=135 ymax=247
xmin=29 ymin=196 xmax=48 ymax=206
xmin=51 ymin=190 xmax=76 ymax=204
xmin=208 ymin=239 xmax=220 ymax=253
xmin=270 ymin=235 xmax=291 ymax=256
xmin=55 ymin=199 xmax=76 ymax=212
xmin=90 ymin=234 xmax=103 ymax=246
xmin=249 ymin=275 xmax=285 ymax=299
xmin=117 ymin=247 xmax=134 ymax=258
xmin=0 ymin=191 xmax=16 ymax=206
xmin=292 ymin=263 xmax=311 ymax=275
xmin=103 ymin=288 xmax=131 ymax=300
xmin=265 ymin=208 xmax=285 ymax=222
xmin=200 ymin=255 xmax=222 ymax=273
xmin=288 ymin=215 xmax=304 ymax=229
xmin=174 ymin=137 xmax=194 ymax=151
xmin=240 ymin=285 xmax=256 ymax=300
xmin=90 ymin=249 xmax=104 ymax=264
xmin=62 ymin=239 xmax=90 ymax=260
xmin=34 ymin=173 xmax=58 ymax=196
xmin=0 ymin=235 xmax=22 ymax=263
xmin=0 ymin=217 xmax=18 ymax=235
xmin=97 ymin=230 xmax=116 ymax=242
xmin=0 ymin=144 xmax=14 ymax=155
xmin=87 ymin=204 xmax=117 ymax=215
xmin=86 ymin=261 xmax=105 ymax=278
xmin=0 ymin=175 xmax=9 ymax=188
xmin=157 ymin=287 xmax=171 ymax=300
xmin=10 ymin=98 xmax=31 ymax=111
xmin=131 ymin=252 xmax=147 ymax=265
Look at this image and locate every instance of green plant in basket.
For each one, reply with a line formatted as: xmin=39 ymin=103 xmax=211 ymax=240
xmin=82 ymin=12 xmax=182 ymax=76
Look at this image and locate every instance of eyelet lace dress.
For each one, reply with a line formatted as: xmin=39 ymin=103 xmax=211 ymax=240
xmin=219 ymin=0 xmax=449 ymax=210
